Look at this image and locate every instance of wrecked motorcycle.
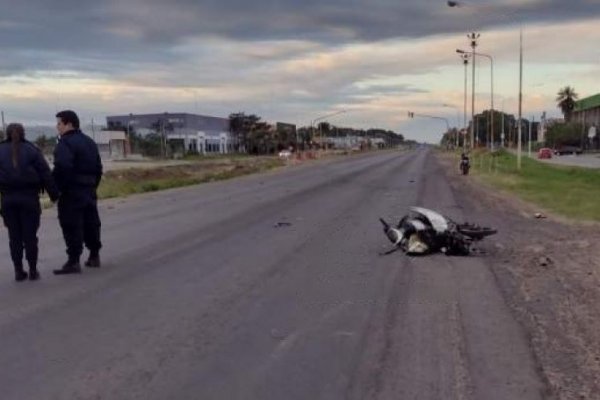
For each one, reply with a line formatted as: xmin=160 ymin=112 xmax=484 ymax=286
xmin=379 ymin=207 xmax=496 ymax=256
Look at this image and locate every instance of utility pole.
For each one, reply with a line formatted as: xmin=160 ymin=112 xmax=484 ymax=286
xmin=1 ymin=111 xmax=5 ymax=132
xmin=501 ymin=109 xmax=505 ymax=147
xmin=160 ymin=120 xmax=165 ymax=158
xmin=462 ymin=53 xmax=469 ymax=151
xmin=447 ymin=1 xmax=523 ymax=163
xmin=517 ymin=29 xmax=523 ymax=169
xmin=528 ymin=116 xmax=534 ymax=158
xmin=468 ymin=32 xmax=480 ymax=150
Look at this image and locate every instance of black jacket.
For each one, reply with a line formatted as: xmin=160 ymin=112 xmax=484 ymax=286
xmin=53 ymin=129 xmax=103 ymax=193
xmin=0 ymin=139 xmax=59 ymax=201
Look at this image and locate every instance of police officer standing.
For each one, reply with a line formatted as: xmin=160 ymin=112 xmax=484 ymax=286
xmin=0 ymin=123 xmax=59 ymax=281
xmin=52 ymin=110 xmax=103 ymax=275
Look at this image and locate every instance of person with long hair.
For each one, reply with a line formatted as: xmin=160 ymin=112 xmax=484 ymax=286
xmin=0 ymin=123 xmax=59 ymax=281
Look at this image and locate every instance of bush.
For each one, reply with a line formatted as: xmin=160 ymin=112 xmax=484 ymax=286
xmin=545 ymin=122 xmax=583 ymax=148
xmin=141 ymin=183 xmax=161 ymax=192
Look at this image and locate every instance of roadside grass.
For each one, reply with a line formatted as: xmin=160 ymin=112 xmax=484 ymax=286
xmin=181 ymin=153 xmax=258 ymax=161
xmin=97 ymin=156 xmax=284 ymax=199
xmin=467 ymin=149 xmax=600 ymax=221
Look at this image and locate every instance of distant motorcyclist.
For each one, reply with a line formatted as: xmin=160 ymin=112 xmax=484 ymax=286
xmin=459 ymin=152 xmax=470 ymax=175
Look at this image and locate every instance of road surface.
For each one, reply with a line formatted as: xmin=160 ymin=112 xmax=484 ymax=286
xmin=0 ymin=148 xmax=546 ymax=400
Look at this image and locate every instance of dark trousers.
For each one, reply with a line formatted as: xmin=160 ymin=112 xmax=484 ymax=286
xmin=1 ymin=195 xmax=41 ymax=270
xmin=58 ymin=190 xmax=102 ymax=261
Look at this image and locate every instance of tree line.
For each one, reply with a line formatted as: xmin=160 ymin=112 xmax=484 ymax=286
xmin=229 ymin=112 xmax=405 ymax=154
xmin=441 ymin=86 xmax=598 ymax=150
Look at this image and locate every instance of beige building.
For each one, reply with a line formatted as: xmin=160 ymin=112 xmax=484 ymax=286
xmin=94 ymin=130 xmax=130 ymax=159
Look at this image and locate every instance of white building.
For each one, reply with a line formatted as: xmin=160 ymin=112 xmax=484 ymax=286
xmin=94 ymin=130 xmax=129 ymax=159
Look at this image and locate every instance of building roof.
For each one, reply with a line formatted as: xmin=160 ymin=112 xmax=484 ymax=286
xmin=106 ymin=112 xmax=229 ymax=132
xmin=574 ymin=93 xmax=600 ymax=112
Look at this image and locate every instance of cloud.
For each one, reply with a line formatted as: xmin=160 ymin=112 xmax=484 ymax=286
xmin=1 ymin=0 xmax=600 ymax=142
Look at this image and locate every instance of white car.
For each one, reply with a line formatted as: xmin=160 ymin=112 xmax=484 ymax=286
xmin=278 ymin=150 xmax=292 ymax=159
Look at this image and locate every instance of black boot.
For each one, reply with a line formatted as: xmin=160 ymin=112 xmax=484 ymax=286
xmin=53 ymin=259 xmax=82 ymax=275
xmin=14 ymin=264 xmax=28 ymax=282
xmin=85 ymin=252 xmax=101 ymax=268
xmin=28 ymin=262 xmax=40 ymax=281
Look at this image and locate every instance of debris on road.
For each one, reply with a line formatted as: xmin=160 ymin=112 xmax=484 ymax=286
xmin=537 ymin=256 xmax=553 ymax=267
xmin=534 ymin=212 xmax=547 ymax=219
xmin=274 ymin=222 xmax=292 ymax=228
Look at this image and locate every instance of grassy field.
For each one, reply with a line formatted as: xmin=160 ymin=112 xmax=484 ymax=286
xmin=466 ymin=149 xmax=600 ymax=221
xmin=97 ymin=156 xmax=284 ymax=199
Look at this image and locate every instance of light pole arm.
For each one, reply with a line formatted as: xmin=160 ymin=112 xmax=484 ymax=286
xmin=311 ymin=110 xmax=347 ymax=150
xmin=313 ymin=110 xmax=347 ymax=125
xmin=410 ymin=112 xmax=451 ymax=131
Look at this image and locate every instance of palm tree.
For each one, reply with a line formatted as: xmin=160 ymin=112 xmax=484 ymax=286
xmin=556 ymin=86 xmax=578 ymax=122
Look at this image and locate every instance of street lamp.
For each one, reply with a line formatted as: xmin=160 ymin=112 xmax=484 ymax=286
xmin=447 ymin=0 xmax=524 ymax=168
xmin=311 ymin=110 xmax=347 ymax=152
xmin=458 ymin=53 xmax=470 ymax=151
xmin=467 ymin=32 xmax=479 ymax=150
xmin=457 ymin=49 xmax=494 ymax=151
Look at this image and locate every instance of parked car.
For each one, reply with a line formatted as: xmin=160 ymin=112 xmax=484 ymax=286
xmin=537 ymin=148 xmax=553 ymax=159
xmin=278 ymin=150 xmax=292 ymax=159
xmin=554 ymin=146 xmax=583 ymax=155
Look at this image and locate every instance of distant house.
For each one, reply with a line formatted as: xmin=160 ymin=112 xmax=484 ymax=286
xmin=572 ymin=94 xmax=600 ymax=148
xmin=573 ymin=93 xmax=600 ymax=128
xmin=106 ymin=112 xmax=232 ymax=155
xmin=94 ymin=130 xmax=129 ymax=159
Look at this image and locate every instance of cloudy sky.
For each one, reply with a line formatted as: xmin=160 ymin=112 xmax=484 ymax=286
xmin=1 ymin=0 xmax=599 ymax=142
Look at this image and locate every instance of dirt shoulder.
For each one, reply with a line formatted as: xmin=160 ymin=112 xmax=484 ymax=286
xmin=437 ymin=153 xmax=600 ymax=400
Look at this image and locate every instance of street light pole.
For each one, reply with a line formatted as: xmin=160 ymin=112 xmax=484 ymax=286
xmin=471 ymin=51 xmax=494 ymax=151
xmin=460 ymin=53 xmax=469 ymax=152
xmin=312 ymin=110 xmax=347 ymax=152
xmin=458 ymin=49 xmax=493 ymax=151
xmin=468 ymin=32 xmax=479 ymax=150
xmin=528 ymin=115 xmax=534 ymax=158
xmin=501 ymin=98 xmax=505 ymax=147
xmin=517 ymin=28 xmax=523 ymax=169
xmin=447 ymin=0 xmax=524 ymax=168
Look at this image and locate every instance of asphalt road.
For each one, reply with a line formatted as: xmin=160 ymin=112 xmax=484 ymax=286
xmin=0 ymin=148 xmax=546 ymax=400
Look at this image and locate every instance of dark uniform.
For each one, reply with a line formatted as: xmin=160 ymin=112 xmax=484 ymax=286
xmin=53 ymin=129 xmax=103 ymax=267
xmin=0 ymin=139 xmax=59 ymax=280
